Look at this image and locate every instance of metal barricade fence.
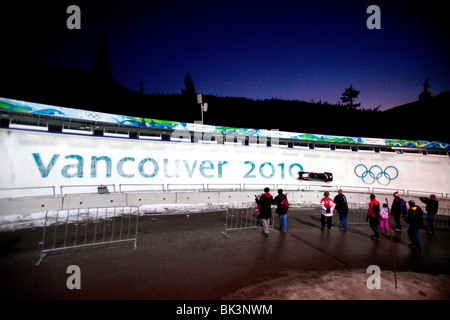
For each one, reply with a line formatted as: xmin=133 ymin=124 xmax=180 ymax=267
xmin=345 ymin=204 xmax=450 ymax=228
xmin=36 ymin=206 xmax=139 ymax=266
xmin=222 ymin=202 xmax=276 ymax=237
xmin=347 ymin=203 xmax=369 ymax=225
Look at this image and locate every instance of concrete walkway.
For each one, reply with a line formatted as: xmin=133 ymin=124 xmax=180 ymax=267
xmin=0 ymin=208 xmax=449 ymax=300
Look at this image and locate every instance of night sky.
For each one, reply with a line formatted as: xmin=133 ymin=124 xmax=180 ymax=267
xmin=1 ymin=0 xmax=449 ymax=111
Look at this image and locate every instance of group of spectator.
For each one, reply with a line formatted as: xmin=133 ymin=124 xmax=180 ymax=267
xmin=256 ymin=187 xmax=439 ymax=251
xmin=322 ymin=190 xmax=438 ymax=250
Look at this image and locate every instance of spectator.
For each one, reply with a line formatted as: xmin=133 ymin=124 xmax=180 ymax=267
xmin=379 ymin=203 xmax=390 ymax=230
xmin=367 ymin=194 xmax=381 ymax=241
xmin=320 ymin=191 xmax=335 ymax=231
xmin=391 ymin=191 xmax=407 ymax=232
xmin=405 ymin=200 xmax=424 ymax=250
xmin=273 ymin=189 xmax=288 ymax=233
xmin=333 ymin=189 xmax=348 ymax=231
xmin=255 ymin=187 xmax=273 ymax=235
xmin=419 ymin=194 xmax=439 ymax=235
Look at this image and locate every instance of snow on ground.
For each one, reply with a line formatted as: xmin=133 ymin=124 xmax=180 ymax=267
xmin=223 ymin=269 xmax=450 ymax=300
xmin=0 ymin=201 xmax=327 ymax=232
xmin=0 ymin=201 xmax=326 ymax=232
xmin=0 ymin=201 xmax=366 ymax=232
xmin=0 ymin=203 xmax=233 ymax=232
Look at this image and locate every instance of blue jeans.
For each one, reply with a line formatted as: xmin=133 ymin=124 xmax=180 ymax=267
xmin=427 ymin=213 xmax=436 ymax=233
xmin=278 ymin=214 xmax=287 ymax=232
xmin=407 ymin=225 xmax=422 ymax=249
xmin=339 ymin=212 xmax=348 ymax=229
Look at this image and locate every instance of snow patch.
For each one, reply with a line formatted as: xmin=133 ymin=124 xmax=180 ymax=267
xmin=223 ymin=269 xmax=450 ymax=300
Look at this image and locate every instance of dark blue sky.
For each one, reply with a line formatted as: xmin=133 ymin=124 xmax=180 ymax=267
xmin=2 ymin=0 xmax=449 ymax=111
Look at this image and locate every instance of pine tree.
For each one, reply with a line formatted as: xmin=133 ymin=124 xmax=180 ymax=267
xmin=181 ymin=73 xmax=197 ymax=98
xmin=418 ymin=79 xmax=432 ymax=102
xmin=340 ymin=85 xmax=361 ymax=110
xmin=90 ymin=32 xmax=115 ymax=82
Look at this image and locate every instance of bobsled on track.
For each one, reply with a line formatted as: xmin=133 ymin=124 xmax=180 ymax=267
xmin=298 ymin=171 xmax=333 ymax=182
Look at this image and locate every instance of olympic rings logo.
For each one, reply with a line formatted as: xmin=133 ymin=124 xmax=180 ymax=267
xmin=84 ymin=111 xmax=103 ymax=121
xmin=354 ymin=164 xmax=398 ymax=185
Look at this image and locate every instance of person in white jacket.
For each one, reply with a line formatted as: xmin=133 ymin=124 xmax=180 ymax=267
xmin=320 ymin=191 xmax=336 ymax=231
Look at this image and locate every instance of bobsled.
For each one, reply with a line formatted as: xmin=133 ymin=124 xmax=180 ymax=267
xmin=298 ymin=171 xmax=333 ymax=182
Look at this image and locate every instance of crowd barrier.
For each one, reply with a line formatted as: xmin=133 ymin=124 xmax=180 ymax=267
xmin=36 ymin=206 xmax=139 ymax=266
xmin=222 ymin=202 xmax=277 ymax=237
xmin=221 ymin=202 xmax=450 ymax=234
xmin=343 ymin=204 xmax=450 ymax=228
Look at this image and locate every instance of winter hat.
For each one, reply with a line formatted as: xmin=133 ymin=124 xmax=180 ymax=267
xmin=408 ymin=200 xmax=415 ymax=205
xmin=430 ymin=194 xmax=436 ymax=199
xmin=338 ymin=189 xmax=343 ymax=193
xmin=393 ymin=191 xmax=399 ymax=198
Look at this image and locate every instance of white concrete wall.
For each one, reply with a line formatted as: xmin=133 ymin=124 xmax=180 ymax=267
xmin=0 ymin=128 xmax=449 ymax=218
xmin=62 ymin=193 xmax=127 ymax=209
xmin=1 ymin=190 xmax=449 ymax=218
xmin=0 ymin=196 xmax=62 ymax=216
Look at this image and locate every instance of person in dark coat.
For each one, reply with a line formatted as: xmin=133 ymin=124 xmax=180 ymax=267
xmin=255 ymin=187 xmax=273 ymax=235
xmin=391 ymin=191 xmax=405 ymax=231
xmin=419 ymin=194 xmax=439 ymax=234
xmin=274 ymin=189 xmax=288 ymax=233
xmin=405 ymin=200 xmax=424 ymax=250
xmin=333 ymin=189 xmax=348 ymax=231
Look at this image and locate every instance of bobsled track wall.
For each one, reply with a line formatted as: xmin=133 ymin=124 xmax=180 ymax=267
xmin=1 ymin=128 xmax=449 ymax=217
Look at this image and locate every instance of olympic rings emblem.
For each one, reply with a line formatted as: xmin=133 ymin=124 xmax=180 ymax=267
xmin=84 ymin=111 xmax=103 ymax=121
xmin=354 ymin=164 xmax=398 ymax=185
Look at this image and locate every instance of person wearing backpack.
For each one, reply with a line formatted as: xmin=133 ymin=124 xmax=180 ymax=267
xmin=320 ymin=191 xmax=335 ymax=231
xmin=367 ymin=193 xmax=381 ymax=241
xmin=255 ymin=187 xmax=273 ymax=235
xmin=274 ymin=189 xmax=288 ymax=233
xmin=405 ymin=200 xmax=424 ymax=250
xmin=391 ymin=191 xmax=406 ymax=232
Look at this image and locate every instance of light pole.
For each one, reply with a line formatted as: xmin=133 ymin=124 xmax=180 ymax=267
xmin=197 ymin=94 xmax=208 ymax=124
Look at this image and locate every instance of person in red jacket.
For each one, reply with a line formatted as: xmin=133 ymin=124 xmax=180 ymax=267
xmin=367 ymin=193 xmax=381 ymax=240
xmin=320 ymin=191 xmax=335 ymax=231
xmin=255 ymin=187 xmax=273 ymax=235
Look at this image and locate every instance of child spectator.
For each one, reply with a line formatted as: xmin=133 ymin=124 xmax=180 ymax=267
xmin=379 ymin=203 xmax=389 ymax=230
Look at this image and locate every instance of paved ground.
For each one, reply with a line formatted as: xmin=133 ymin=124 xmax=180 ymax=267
xmin=0 ymin=208 xmax=449 ymax=300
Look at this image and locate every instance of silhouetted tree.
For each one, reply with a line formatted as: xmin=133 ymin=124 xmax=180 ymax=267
xmin=90 ymin=32 xmax=115 ymax=82
xmin=340 ymin=85 xmax=361 ymax=110
xmin=138 ymin=80 xmax=144 ymax=94
xmin=418 ymin=79 xmax=432 ymax=102
xmin=181 ymin=73 xmax=197 ymax=99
